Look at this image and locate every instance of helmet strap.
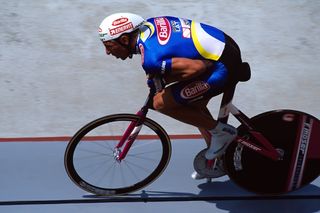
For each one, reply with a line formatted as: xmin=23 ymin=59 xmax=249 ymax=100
xmin=114 ymin=33 xmax=136 ymax=58
xmin=117 ymin=30 xmax=140 ymax=57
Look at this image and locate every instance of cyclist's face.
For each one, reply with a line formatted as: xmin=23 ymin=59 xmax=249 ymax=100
xmin=103 ymin=38 xmax=130 ymax=60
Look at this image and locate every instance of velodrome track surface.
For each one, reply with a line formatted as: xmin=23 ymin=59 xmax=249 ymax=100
xmin=1 ymin=0 xmax=319 ymax=212
xmin=1 ymin=137 xmax=320 ymax=213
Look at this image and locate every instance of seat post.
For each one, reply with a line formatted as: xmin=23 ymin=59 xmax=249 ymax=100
xmin=217 ymin=84 xmax=237 ymax=123
xmin=217 ymin=62 xmax=250 ymax=123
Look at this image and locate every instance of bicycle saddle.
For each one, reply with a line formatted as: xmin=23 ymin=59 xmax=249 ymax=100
xmin=237 ymin=62 xmax=251 ymax=82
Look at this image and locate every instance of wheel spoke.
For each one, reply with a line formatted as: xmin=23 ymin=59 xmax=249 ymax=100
xmin=65 ymin=114 xmax=171 ymax=195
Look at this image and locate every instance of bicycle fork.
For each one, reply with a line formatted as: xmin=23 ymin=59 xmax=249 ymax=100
xmin=114 ymin=110 xmax=147 ymax=162
xmin=114 ymin=90 xmax=155 ymax=162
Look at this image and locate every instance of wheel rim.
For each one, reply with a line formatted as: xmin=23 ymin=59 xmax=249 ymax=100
xmin=65 ymin=114 xmax=171 ymax=195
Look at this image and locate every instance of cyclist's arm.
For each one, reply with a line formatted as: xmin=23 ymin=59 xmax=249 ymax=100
xmin=165 ymin=57 xmax=215 ymax=83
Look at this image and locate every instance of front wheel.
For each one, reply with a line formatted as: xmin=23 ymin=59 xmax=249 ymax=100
xmin=64 ymin=114 xmax=171 ymax=196
xmin=224 ymin=110 xmax=320 ymax=195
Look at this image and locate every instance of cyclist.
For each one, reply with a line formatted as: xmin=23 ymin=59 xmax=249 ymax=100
xmin=99 ymin=13 xmax=244 ymax=179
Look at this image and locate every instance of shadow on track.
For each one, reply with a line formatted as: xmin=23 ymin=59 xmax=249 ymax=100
xmin=197 ymin=180 xmax=320 ymax=213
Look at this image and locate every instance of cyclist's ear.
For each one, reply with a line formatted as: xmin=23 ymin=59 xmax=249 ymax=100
xmin=118 ymin=34 xmax=130 ymax=46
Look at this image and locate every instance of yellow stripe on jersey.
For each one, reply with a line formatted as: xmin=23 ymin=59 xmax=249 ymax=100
xmin=191 ymin=21 xmax=225 ymax=61
xmin=140 ymin=22 xmax=155 ymax=42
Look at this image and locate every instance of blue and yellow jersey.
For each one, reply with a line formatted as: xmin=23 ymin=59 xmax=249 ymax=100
xmin=136 ymin=16 xmax=226 ymax=75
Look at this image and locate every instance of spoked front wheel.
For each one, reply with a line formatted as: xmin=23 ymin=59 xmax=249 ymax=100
xmin=64 ymin=114 xmax=171 ymax=196
xmin=224 ymin=110 xmax=320 ymax=194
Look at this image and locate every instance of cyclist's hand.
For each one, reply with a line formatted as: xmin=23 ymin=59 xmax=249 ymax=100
xmin=147 ymin=74 xmax=165 ymax=93
xmin=147 ymin=78 xmax=156 ymax=92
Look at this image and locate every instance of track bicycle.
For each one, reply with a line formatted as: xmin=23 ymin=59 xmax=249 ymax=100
xmin=64 ymin=63 xmax=320 ymax=195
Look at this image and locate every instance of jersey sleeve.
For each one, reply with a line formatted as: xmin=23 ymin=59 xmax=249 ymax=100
xmin=142 ymin=56 xmax=172 ymax=75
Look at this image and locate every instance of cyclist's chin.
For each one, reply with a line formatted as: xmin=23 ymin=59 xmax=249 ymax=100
xmin=112 ymin=54 xmax=129 ymax=60
xmin=119 ymin=55 xmax=129 ymax=60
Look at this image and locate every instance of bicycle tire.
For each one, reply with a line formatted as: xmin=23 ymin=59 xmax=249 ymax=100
xmin=64 ymin=113 xmax=171 ymax=196
xmin=224 ymin=110 xmax=320 ymax=195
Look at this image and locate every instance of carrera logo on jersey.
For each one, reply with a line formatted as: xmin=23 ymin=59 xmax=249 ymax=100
xmin=180 ymin=81 xmax=210 ymax=99
xmin=155 ymin=17 xmax=171 ymax=45
xmin=109 ymin=22 xmax=133 ymax=36
xmin=112 ymin=18 xmax=129 ymax=26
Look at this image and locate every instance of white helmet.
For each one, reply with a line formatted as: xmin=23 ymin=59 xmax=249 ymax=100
xmin=99 ymin=13 xmax=145 ymax=42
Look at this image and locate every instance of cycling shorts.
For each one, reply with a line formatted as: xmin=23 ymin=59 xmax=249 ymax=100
xmin=170 ymin=62 xmax=230 ymax=104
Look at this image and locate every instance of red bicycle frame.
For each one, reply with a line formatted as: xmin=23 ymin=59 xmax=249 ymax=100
xmin=217 ymin=85 xmax=282 ymax=161
xmin=115 ymin=82 xmax=282 ymax=162
xmin=114 ymin=92 xmax=153 ymax=161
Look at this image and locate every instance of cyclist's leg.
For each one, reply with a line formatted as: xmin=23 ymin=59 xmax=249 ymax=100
xmin=153 ymin=91 xmax=212 ymax=148
xmin=198 ymin=127 xmax=211 ymax=147
xmin=153 ymin=62 xmax=231 ymax=129
xmin=154 ymin=62 xmax=237 ymax=159
xmin=153 ymin=89 xmax=217 ymax=130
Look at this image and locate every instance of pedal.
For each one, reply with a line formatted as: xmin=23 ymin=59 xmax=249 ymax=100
xmin=193 ymin=149 xmax=227 ymax=178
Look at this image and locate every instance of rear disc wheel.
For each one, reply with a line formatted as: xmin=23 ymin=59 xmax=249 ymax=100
xmin=224 ymin=110 xmax=320 ymax=194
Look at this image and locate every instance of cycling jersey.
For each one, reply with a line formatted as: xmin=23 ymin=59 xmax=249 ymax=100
xmin=136 ymin=16 xmax=242 ymax=104
xmin=136 ymin=16 xmax=226 ymax=75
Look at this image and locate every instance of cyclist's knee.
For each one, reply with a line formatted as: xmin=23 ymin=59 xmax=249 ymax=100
xmin=153 ymin=90 xmax=177 ymax=111
xmin=152 ymin=91 xmax=165 ymax=110
xmin=153 ymin=97 xmax=164 ymax=110
xmin=154 ymin=102 xmax=175 ymax=115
